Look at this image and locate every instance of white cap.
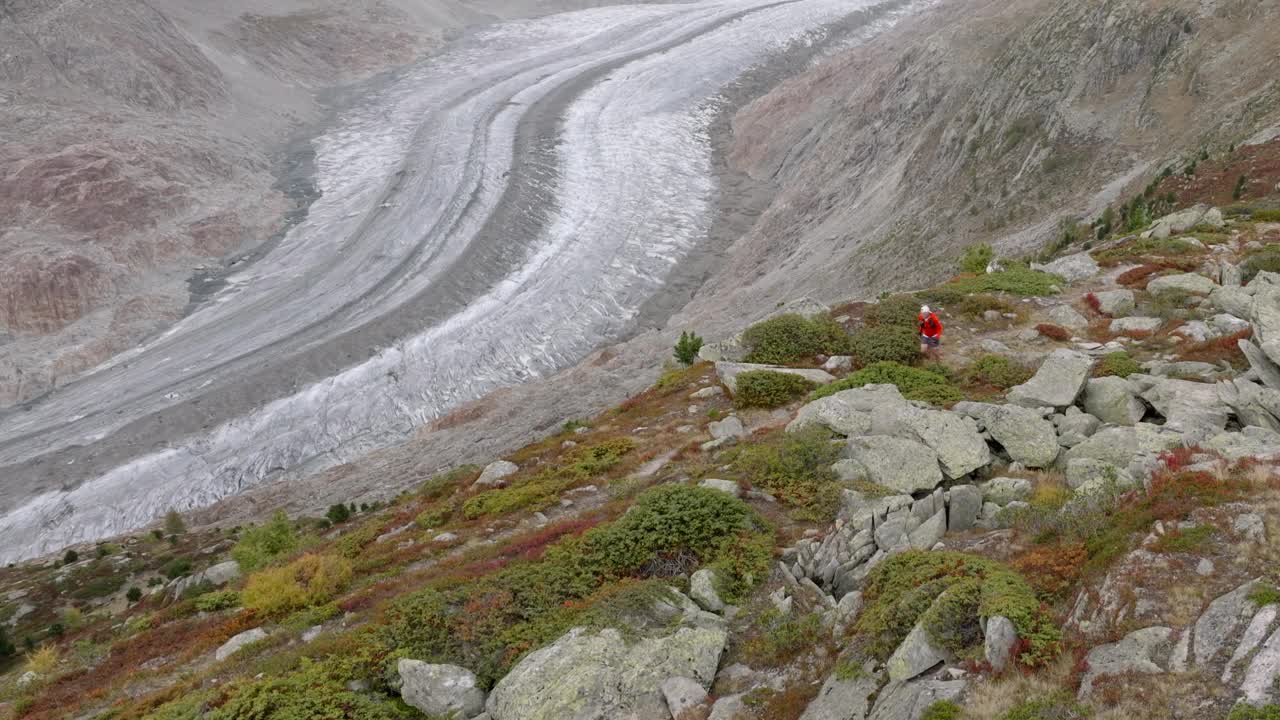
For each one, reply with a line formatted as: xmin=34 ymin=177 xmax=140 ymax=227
xmin=920 ymin=305 xmax=930 ymax=314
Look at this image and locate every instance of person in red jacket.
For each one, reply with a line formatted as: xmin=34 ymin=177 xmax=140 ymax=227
xmin=918 ymin=305 xmax=943 ymax=356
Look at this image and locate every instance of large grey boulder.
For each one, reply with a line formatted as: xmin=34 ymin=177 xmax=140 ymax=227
xmin=1031 ymin=252 xmax=1097 ymax=282
xmin=1241 ymin=626 xmax=1280 ymax=705
xmin=875 ymin=405 xmax=990 ymax=479
xmin=1007 ymin=350 xmax=1095 ymax=409
xmin=1254 ymin=285 xmax=1280 ymax=366
xmin=1078 ymin=626 xmax=1173 ymax=698
xmin=1146 ymin=272 xmax=1217 ymax=298
xmin=475 ymin=460 xmax=519 ymax=488
xmin=1139 ymin=377 xmax=1230 ymax=442
xmin=661 ymin=676 xmax=710 ymax=720
xmin=1241 ymin=339 xmax=1280 ymax=391
xmin=1065 ymin=458 xmax=1134 ymax=491
xmin=947 ymin=485 xmax=982 ymax=533
xmin=1109 ymin=316 xmax=1162 ymax=334
xmin=1210 ymin=313 xmax=1252 ymax=336
xmin=846 ymin=436 xmax=943 ymax=494
xmin=169 ymin=559 xmax=242 ymax=600
xmin=979 ymin=477 xmax=1032 ymax=505
xmin=715 ymin=362 xmax=835 ymax=395
xmin=787 ymin=393 xmax=876 ymax=437
xmin=486 ymin=620 xmax=726 ymax=720
xmin=1062 ymin=424 xmax=1179 ymax=469
xmin=798 ymin=671 xmax=879 ymax=720
xmin=1092 ymin=289 xmax=1135 ymax=317
xmin=1195 ymin=581 xmax=1260 ymax=667
xmin=888 ymin=623 xmax=948 ymax=682
xmin=867 ymin=679 xmax=966 ymax=720
xmin=708 ymin=416 xmax=745 ymax=441
xmin=1143 ymin=205 xmax=1221 ymax=238
xmin=689 ymin=569 xmax=724 ymax=613
xmin=398 ymin=660 xmax=486 ymax=719
xmin=708 ymin=694 xmax=749 ymax=720
xmin=1219 ymin=378 xmax=1280 ymax=431
xmin=1083 ymin=377 xmax=1146 ymax=426
xmin=1047 ymin=305 xmax=1088 ymax=330
xmin=215 ymin=627 xmax=267 ymax=662
xmin=984 ymin=616 xmax=1018 ymax=673
xmin=1210 ymin=285 xmax=1257 ymax=320
xmin=699 ymin=479 xmax=742 ymax=497
xmin=952 ymin=401 xmax=1058 ymax=467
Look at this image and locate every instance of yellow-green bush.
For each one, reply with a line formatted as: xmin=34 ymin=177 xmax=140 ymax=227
xmin=966 ymin=354 xmax=1033 ymax=389
xmin=231 ymin=511 xmax=301 ymax=572
xmin=729 ymin=427 xmax=842 ymax=521
xmin=462 ymin=439 xmax=635 ymax=519
xmin=243 ymin=554 xmax=353 ymax=616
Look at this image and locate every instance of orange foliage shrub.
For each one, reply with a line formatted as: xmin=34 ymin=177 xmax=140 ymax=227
xmin=1036 ymin=323 xmax=1072 ymax=341
xmin=1011 ymin=544 xmax=1087 ymax=601
xmin=1176 ymin=328 xmax=1253 ymax=366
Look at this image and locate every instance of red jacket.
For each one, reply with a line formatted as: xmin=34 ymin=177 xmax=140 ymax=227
xmin=918 ymin=312 xmax=943 ymax=338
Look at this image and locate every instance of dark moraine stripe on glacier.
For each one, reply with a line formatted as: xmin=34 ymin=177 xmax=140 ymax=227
xmin=0 ymin=0 xmax=920 ymax=562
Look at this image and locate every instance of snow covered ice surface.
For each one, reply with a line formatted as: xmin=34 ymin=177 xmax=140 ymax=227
xmin=0 ymin=0 xmax=905 ymax=562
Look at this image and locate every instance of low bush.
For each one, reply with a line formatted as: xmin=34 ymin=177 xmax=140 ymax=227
xmin=811 ymin=361 xmax=958 ymax=405
xmin=419 ymin=465 xmax=478 ymax=500
xmin=734 ymin=371 xmax=816 ymax=409
xmin=1244 ymin=246 xmax=1280 ymax=284
xmin=380 ymin=484 xmax=771 ymax=686
xmin=943 ymin=266 xmax=1061 ymax=297
xmin=1250 ymin=584 xmax=1280 ymax=608
xmin=325 ymin=504 xmax=351 ymax=524
xmin=849 ymin=326 xmax=921 ymax=366
xmin=463 ymin=439 xmax=635 ymax=519
xmin=729 ymin=427 xmax=842 ymax=521
xmin=194 ymin=590 xmax=241 ymax=613
xmin=740 ymin=609 xmax=824 ymax=666
xmin=1151 ymin=524 xmax=1214 ymax=553
xmin=957 ymin=293 xmax=1014 ymax=319
xmin=1251 ymin=209 xmax=1280 ymax=222
xmin=921 ymin=700 xmax=963 ymax=720
xmin=204 ymin=660 xmax=406 ymax=720
xmin=1092 ymin=236 xmax=1202 ymax=264
xmin=1176 ymin=328 xmax=1252 ymax=368
xmin=243 ymin=554 xmax=353 ymax=616
xmin=965 ymin=354 xmax=1032 ymax=389
xmin=741 ymin=313 xmax=852 ymax=364
xmin=232 ymin=511 xmax=301 ymax=572
xmin=1010 ymin=543 xmax=1086 ymax=601
xmin=865 ymin=295 xmax=920 ymax=328
xmin=856 ymin=550 xmax=1060 ymax=666
xmin=1035 ymin=323 xmax=1071 ymax=341
xmin=1094 ymin=351 xmax=1141 ymax=378
xmin=958 ymin=243 xmax=994 ymax=274
xmin=162 ymin=557 xmax=194 ymax=580
xmin=1001 ymin=694 xmax=1090 ymax=720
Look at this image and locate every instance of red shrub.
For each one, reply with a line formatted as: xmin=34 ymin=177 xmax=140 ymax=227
xmin=1036 ymin=323 xmax=1072 ymax=341
xmin=1176 ymin=328 xmax=1253 ymax=366
xmin=1011 ymin=544 xmax=1088 ymax=601
xmin=1084 ymin=293 xmax=1104 ymax=316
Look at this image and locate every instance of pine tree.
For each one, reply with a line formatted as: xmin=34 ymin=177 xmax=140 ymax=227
xmin=673 ymin=331 xmax=704 ymax=365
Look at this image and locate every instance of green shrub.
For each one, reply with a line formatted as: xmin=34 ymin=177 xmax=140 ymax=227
xmin=1244 ymin=246 xmax=1280 ymax=284
xmin=958 ymin=243 xmax=994 ymax=274
xmin=205 ymin=660 xmax=405 ymax=720
xmin=1249 ymin=583 xmax=1280 ymax=608
xmin=63 ymin=549 xmax=79 ymax=565
xmin=194 ymin=590 xmax=241 ymax=612
xmin=1092 ymin=236 xmax=1201 ymax=263
xmin=865 ymin=295 xmax=920 ymax=328
xmin=1229 ymin=704 xmax=1280 ymax=720
xmin=729 ymin=427 xmax=842 ymax=521
xmin=849 ymin=326 xmax=921 ymax=366
xmin=944 ymin=266 xmax=1061 ymax=296
xmin=1001 ymin=694 xmax=1090 ymax=720
xmin=1251 ymin=209 xmax=1280 ymax=222
xmin=741 ymin=314 xmax=851 ymax=364
xmin=734 ymin=371 xmax=816 ymax=408
xmin=164 ymin=509 xmax=187 ymax=536
xmin=811 ymin=361 xmax=956 ymax=405
xmin=741 ymin=609 xmax=824 ymax=666
xmin=125 ymin=587 xmax=143 ymax=603
xmin=232 ymin=511 xmax=301 ymax=572
xmin=856 ymin=550 xmax=1060 ymax=666
xmin=419 ymin=465 xmax=478 ymax=500
xmin=162 ymin=557 xmax=194 ymax=580
xmin=674 ymin=331 xmax=704 ymax=365
xmin=1094 ymin=351 xmax=1141 ymax=378
xmin=0 ymin=626 xmax=14 ymax=659
xmin=922 ymin=700 xmax=963 ymax=720
xmin=414 ymin=502 xmax=454 ymax=529
xmin=966 ymin=354 xmax=1033 ymax=389
xmin=325 ymin=504 xmax=351 ymax=524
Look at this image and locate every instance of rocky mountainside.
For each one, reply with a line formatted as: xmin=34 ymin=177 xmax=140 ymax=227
xmin=4 ymin=201 xmax=1280 ymax=719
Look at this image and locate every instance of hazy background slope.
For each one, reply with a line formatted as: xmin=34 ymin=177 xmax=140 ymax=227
xmin=0 ymin=0 xmax=648 ymax=407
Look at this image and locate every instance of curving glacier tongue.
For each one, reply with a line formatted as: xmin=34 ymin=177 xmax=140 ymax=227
xmin=0 ymin=0 xmax=908 ymax=562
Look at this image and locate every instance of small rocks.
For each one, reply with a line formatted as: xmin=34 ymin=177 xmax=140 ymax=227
xmin=1083 ymin=376 xmax=1146 ymax=426
xmin=708 ymin=416 xmax=745 ymax=442
xmin=690 ymin=386 xmax=724 ymax=400
xmin=822 ymin=355 xmax=853 ymax=372
xmin=1109 ymin=316 xmax=1163 ymax=333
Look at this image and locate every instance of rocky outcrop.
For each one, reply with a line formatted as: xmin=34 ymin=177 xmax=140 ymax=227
xmin=1146 ymin=272 xmax=1218 ymax=298
xmin=952 ymin=402 xmax=1058 ymax=467
xmin=486 ymin=597 xmax=726 ymax=720
xmin=715 ymin=362 xmax=836 ymax=395
xmin=1078 ymin=626 xmax=1174 ymax=698
xmin=1031 ymin=252 xmax=1096 ymax=282
xmin=887 ymin=623 xmax=948 ymax=682
xmin=475 ymin=461 xmax=519 ymax=488
xmin=845 ymin=437 xmax=943 ymax=494
xmin=167 ymin=559 xmax=241 ymax=600
xmin=215 ymin=627 xmax=267 ymax=662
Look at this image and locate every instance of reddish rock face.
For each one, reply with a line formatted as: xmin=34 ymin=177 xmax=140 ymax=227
xmin=0 ymin=253 xmax=113 ymax=334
